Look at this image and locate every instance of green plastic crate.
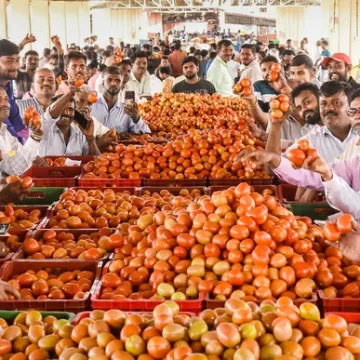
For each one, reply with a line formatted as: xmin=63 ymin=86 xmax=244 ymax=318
xmin=16 ymin=187 xmax=65 ymax=205
xmin=0 ymin=310 xmax=75 ymax=323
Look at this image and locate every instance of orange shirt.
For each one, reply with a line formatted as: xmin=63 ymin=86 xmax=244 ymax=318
xmin=169 ymin=50 xmax=186 ymax=78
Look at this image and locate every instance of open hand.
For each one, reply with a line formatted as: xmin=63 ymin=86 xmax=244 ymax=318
xmin=0 ymin=280 xmax=20 ymax=300
xmin=80 ymin=118 xmax=95 ymax=139
xmin=233 ymin=149 xmax=280 ymax=169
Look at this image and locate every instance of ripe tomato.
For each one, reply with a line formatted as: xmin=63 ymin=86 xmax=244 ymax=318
xmin=270 ymin=99 xmax=281 ymax=109
xmin=297 ymin=139 xmax=310 ymax=152
xmin=240 ymin=78 xmax=251 ymax=88
xmin=323 ymin=223 xmax=341 ymax=242
xmin=270 ymin=109 xmax=284 ymax=119
xmin=74 ymin=78 xmax=84 ymax=87
xmin=336 ymin=214 xmax=353 ymax=234
xmin=286 ymin=148 xmax=306 ymax=167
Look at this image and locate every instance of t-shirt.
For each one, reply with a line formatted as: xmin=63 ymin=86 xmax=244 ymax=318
xmin=172 ymin=79 xmax=216 ymax=95
xmin=253 ymin=80 xmax=279 ymax=113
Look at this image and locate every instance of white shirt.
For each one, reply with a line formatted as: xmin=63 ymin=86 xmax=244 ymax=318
xmin=336 ymin=136 xmax=360 ymax=162
xmin=0 ymin=124 xmax=40 ymax=179
xmin=126 ymin=72 xmax=152 ymax=98
xmin=227 ymin=60 xmax=241 ymax=80
xmin=39 ymin=58 xmax=49 ymax=68
xmin=95 ymin=73 xmax=105 ymax=95
xmin=207 ymin=56 xmax=234 ymax=96
xmin=240 ymin=60 xmax=263 ymax=84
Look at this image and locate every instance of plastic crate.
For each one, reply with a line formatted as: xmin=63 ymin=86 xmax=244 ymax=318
xmin=22 ymin=166 xmax=81 ymax=187
xmin=205 ymin=293 xmax=318 ymax=310
xmin=209 ymin=178 xmax=274 ymax=186
xmin=12 ymin=229 xmax=116 ymax=261
xmin=138 ymin=186 xmax=207 ymax=196
xmin=0 ymin=310 xmax=76 ymax=323
xmin=67 ymin=187 xmax=138 ymax=195
xmin=142 ymin=179 xmax=207 ymax=187
xmin=319 ymin=290 xmax=360 ymax=313
xmin=44 ymin=156 xmax=94 ymax=165
xmin=0 ymin=260 xmax=103 ymax=312
xmin=278 ymin=184 xmax=337 ymax=220
xmin=15 ymin=187 xmax=65 ymax=206
xmin=78 ymin=174 xmax=142 ymax=188
xmin=324 ymin=312 xmax=360 ymax=323
xmin=73 ymin=311 xmax=195 ymax=325
xmin=91 ymin=282 xmax=204 ymax=312
xmin=0 ymin=253 xmax=13 ymax=265
xmin=208 ymin=185 xmax=279 ymax=197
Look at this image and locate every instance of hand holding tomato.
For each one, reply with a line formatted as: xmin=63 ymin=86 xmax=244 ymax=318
xmin=0 ymin=181 xmax=29 ymax=205
xmin=302 ymin=156 xmax=332 ymax=181
xmin=234 ymin=149 xmax=281 ymax=169
xmin=0 ymin=280 xmax=20 ymax=300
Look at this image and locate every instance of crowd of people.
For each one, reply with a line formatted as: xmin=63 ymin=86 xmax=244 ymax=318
xmin=1 ymin=29 xmax=360 ymax=295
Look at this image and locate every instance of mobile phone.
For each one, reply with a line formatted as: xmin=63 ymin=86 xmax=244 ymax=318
xmin=73 ymin=110 xmax=90 ymax=130
xmin=124 ymin=91 xmax=135 ymax=104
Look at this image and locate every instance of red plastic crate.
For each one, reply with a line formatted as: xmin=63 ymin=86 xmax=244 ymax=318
xmin=0 ymin=252 xmax=13 ymax=265
xmin=0 ymin=260 xmax=103 ymax=312
xmin=91 ymin=282 xmax=204 ymax=312
xmin=44 ymin=156 xmax=94 ymax=165
xmin=319 ymin=291 xmax=360 ymax=313
xmin=22 ymin=166 xmax=81 ymax=187
xmin=324 ymin=312 xmax=360 ymax=323
xmin=11 ymin=229 xmax=116 ymax=260
xmin=209 ymin=178 xmax=274 ymax=186
xmin=208 ymin=185 xmax=279 ymax=197
xmin=142 ymin=179 xmax=207 ymax=187
xmin=78 ymin=174 xmax=142 ymax=188
xmin=66 ymin=187 xmax=138 ymax=195
xmin=72 ymin=311 xmax=196 ymax=325
xmin=205 ymin=293 xmax=318 ymax=310
xmin=138 ymin=186 xmax=207 ymax=196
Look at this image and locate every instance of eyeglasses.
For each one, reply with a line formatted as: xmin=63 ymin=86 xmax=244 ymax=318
xmin=348 ymin=108 xmax=360 ymax=116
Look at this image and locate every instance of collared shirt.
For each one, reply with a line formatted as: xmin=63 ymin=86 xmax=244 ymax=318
xmin=4 ymin=81 xmax=25 ymax=143
xmin=90 ymin=94 xmax=150 ymax=134
xmin=240 ymin=59 xmax=263 ymax=84
xmin=284 ymin=125 xmax=357 ymax=163
xmin=55 ymin=82 xmax=91 ymax=96
xmin=207 ymin=56 xmax=234 ymax=97
xmin=253 ymin=80 xmax=279 ymax=113
xmin=39 ymin=109 xmax=89 ymax=156
xmin=336 ymin=136 xmax=360 ymax=162
xmin=14 ymin=72 xmax=32 ymax=100
xmin=0 ymin=123 xmax=40 ymax=179
xmin=227 ymin=60 xmax=241 ymax=81
xmin=16 ymin=97 xmax=46 ymax=119
xmin=126 ymin=72 xmax=152 ymax=98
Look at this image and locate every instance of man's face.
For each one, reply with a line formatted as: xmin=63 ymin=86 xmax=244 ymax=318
xmin=159 ymin=72 xmax=169 ymax=80
xmin=133 ymin=57 xmax=147 ymax=76
xmin=294 ymin=90 xmax=320 ymax=125
xmin=218 ymin=45 xmax=233 ymax=63
xmin=348 ymin=97 xmax=360 ymax=134
xmin=119 ymin=64 xmax=131 ymax=84
xmin=26 ymin=55 xmax=39 ymax=71
xmin=327 ymin=59 xmax=350 ymax=82
xmin=240 ymin=48 xmax=254 ymax=66
xmin=104 ymin=73 xmax=121 ymax=95
xmin=87 ymin=67 xmax=97 ymax=78
xmin=0 ymin=55 xmax=20 ymax=80
xmin=34 ymin=69 xmax=56 ymax=98
xmin=67 ymin=58 xmax=86 ymax=80
xmin=320 ymin=91 xmax=350 ymax=129
xmin=261 ymin=61 xmax=275 ymax=81
xmin=57 ymin=102 xmax=75 ymax=128
xmin=287 ymin=40 xmax=292 ymax=47
xmin=0 ymin=88 xmax=10 ymax=122
xmin=290 ymin=64 xmax=313 ymax=83
xmin=282 ymin=55 xmax=294 ymax=68
xmin=160 ymin=59 xmax=170 ymax=67
xmin=183 ymin=62 xmax=198 ymax=80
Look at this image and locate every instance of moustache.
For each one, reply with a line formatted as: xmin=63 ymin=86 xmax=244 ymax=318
xmin=0 ymin=106 xmax=9 ymax=111
xmin=324 ymin=110 xmax=337 ymax=117
xmin=303 ymin=110 xmax=314 ymax=120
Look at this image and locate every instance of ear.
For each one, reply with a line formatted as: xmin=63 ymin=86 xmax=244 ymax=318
xmin=347 ymin=64 xmax=352 ymax=72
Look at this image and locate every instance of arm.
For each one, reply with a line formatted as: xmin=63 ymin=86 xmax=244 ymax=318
xmin=86 ymin=138 xmax=101 ymax=156
xmin=53 ymin=53 xmax=64 ymax=78
xmin=265 ymin=122 xmax=282 ymax=155
xmin=79 ymin=119 xmax=100 ymax=156
xmin=49 ymin=88 xmax=77 ymax=119
xmin=18 ymin=34 xmax=36 ymax=51
xmin=8 ymin=95 xmax=26 ymax=133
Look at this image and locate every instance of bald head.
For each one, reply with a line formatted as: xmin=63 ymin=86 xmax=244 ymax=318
xmin=33 ymin=68 xmax=56 ymax=98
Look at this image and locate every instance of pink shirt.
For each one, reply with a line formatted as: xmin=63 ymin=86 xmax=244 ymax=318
xmin=55 ymin=82 xmax=91 ymax=96
xmin=88 ymin=73 xmax=100 ymax=91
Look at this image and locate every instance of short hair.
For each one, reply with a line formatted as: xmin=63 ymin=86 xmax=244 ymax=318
xmin=241 ymin=44 xmax=255 ymax=53
xmin=321 ymin=40 xmax=329 ymax=46
xmin=268 ymin=43 xmax=276 ymax=50
xmin=87 ymin=61 xmax=98 ymax=70
xmin=350 ymin=88 xmax=360 ymax=102
xmin=282 ymin=50 xmax=295 ymax=57
xmin=287 ymin=39 xmax=292 ymax=42
xmin=143 ymin=44 xmax=151 ymax=50
xmin=25 ymin=50 xmax=39 ymax=58
xmin=174 ymin=42 xmax=181 ymax=51
xmin=182 ymin=56 xmax=199 ymax=67
xmin=65 ymin=51 xmax=87 ymax=66
xmin=291 ymin=54 xmax=314 ymax=70
xmin=119 ymin=59 xmax=132 ymax=67
xmin=258 ymin=50 xmax=266 ymax=58
xmin=189 ymin=46 xmax=196 ymax=54
xmin=260 ymin=55 xmax=279 ymax=65
xmin=103 ymin=66 xmax=121 ymax=76
xmin=159 ymin=66 xmax=171 ymax=75
xmin=161 ymin=56 xmax=169 ymax=61
xmin=130 ymin=51 xmax=148 ymax=63
xmin=209 ymin=51 xmax=217 ymax=60
xmin=320 ymin=81 xmax=351 ymax=103
xmin=102 ymin=50 xmax=111 ymax=58
xmin=194 ymin=49 xmax=201 ymax=56
xmin=200 ymin=50 xmax=208 ymax=58
xmin=292 ymin=82 xmax=319 ymax=102
xmin=43 ymin=48 xmax=51 ymax=57
xmin=217 ymin=39 xmax=232 ymax=51
xmin=50 ymin=53 xmax=58 ymax=61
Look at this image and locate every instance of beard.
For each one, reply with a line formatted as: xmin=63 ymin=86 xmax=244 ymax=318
xmin=106 ymin=87 xmax=120 ymax=96
xmin=330 ymin=72 xmax=347 ymax=82
xmin=185 ymin=73 xmax=196 ymax=80
xmin=303 ymin=110 xmax=321 ymax=125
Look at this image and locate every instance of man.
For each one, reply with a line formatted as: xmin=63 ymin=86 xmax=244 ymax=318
xmin=154 ymin=56 xmax=172 ymax=78
xmin=0 ymin=39 xmax=26 ymax=142
xmin=91 ymin=66 xmax=150 ymax=134
xmin=172 ymin=56 xmax=216 ymax=95
xmin=41 ymin=94 xmax=100 ymax=157
xmin=168 ymin=42 xmax=186 ymax=78
xmin=290 ymin=54 xmax=321 ymax=87
xmin=316 ymin=40 xmax=331 ymax=82
xmin=14 ymin=50 xmax=39 ymax=99
xmin=126 ymin=51 xmax=152 ymax=99
xmin=39 ymin=48 xmax=51 ymax=68
xmin=199 ymin=50 xmax=208 ymax=79
xmin=207 ymin=40 xmax=234 ymax=96
xmin=239 ymin=44 xmax=262 ymax=84
xmin=322 ymin=53 xmax=360 ymax=91
xmin=56 ymin=51 xmax=89 ymax=96
xmin=281 ymin=50 xmax=295 ymax=78
xmin=285 ymin=39 xmax=296 ymax=53
xmin=0 ymin=86 xmax=42 ymax=177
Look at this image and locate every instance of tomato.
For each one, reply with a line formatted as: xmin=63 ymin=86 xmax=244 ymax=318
xmin=270 ymin=99 xmax=280 ymax=109
xmin=270 ymin=109 xmax=284 ymax=119
xmin=286 ymin=148 xmax=306 ymax=167
xmin=240 ymin=78 xmax=251 ymax=88
xmin=271 ymin=63 xmax=281 ymax=72
xmin=336 ymin=214 xmax=354 ymax=234
xmin=74 ymin=78 xmax=84 ymax=87
xmin=323 ymin=223 xmax=341 ymax=242
xmin=297 ymin=139 xmax=310 ymax=152
xmin=88 ymin=92 xmax=98 ymax=104
xmin=268 ymin=71 xmax=279 ymax=82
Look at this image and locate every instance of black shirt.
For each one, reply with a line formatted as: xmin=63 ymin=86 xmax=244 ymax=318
xmin=348 ymin=76 xmax=360 ymax=91
xmin=172 ymin=79 xmax=216 ymax=95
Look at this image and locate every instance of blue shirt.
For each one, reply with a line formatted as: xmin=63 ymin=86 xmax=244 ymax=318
xmin=90 ymin=94 xmax=150 ymax=134
xmin=5 ymin=81 xmax=26 ymax=144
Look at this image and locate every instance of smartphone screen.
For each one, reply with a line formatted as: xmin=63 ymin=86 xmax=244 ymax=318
xmin=124 ymin=91 xmax=135 ymax=105
xmin=73 ymin=110 xmax=90 ymax=130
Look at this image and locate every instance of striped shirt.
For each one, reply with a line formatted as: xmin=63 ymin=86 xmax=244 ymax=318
xmin=90 ymin=94 xmax=151 ymax=134
xmin=253 ymin=80 xmax=279 ymax=113
xmin=284 ymin=125 xmax=357 ymax=163
xmin=16 ymin=97 xmax=45 ymax=119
